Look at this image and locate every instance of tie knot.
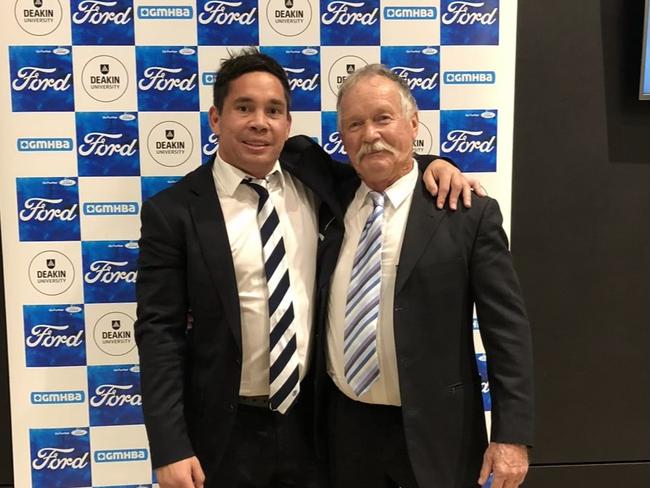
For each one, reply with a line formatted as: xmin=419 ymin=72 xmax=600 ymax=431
xmin=369 ymin=191 xmax=385 ymax=209
xmin=242 ymin=178 xmax=269 ymax=199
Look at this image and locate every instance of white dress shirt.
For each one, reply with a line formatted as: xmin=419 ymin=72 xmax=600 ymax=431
xmin=327 ymin=162 xmax=418 ymax=406
xmin=212 ymin=153 xmax=318 ymax=396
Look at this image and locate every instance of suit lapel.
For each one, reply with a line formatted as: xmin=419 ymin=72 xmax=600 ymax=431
xmin=188 ymin=162 xmax=242 ymax=353
xmin=395 ymin=180 xmax=446 ymax=294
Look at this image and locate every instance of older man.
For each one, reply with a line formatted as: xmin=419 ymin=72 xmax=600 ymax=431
xmin=316 ymin=64 xmax=534 ymax=488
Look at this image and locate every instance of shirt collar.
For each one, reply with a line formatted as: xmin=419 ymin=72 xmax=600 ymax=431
xmin=356 ymin=160 xmax=418 ymax=210
xmin=212 ymin=151 xmax=285 ymax=197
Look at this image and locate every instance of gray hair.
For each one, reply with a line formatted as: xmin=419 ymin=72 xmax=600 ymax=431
xmin=336 ymin=63 xmax=418 ymax=129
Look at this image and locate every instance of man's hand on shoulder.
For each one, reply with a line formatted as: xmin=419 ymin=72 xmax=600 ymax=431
xmin=478 ymin=442 xmax=529 ymax=488
xmin=423 ymin=159 xmax=487 ymax=210
xmin=157 ymin=456 xmax=205 ymax=488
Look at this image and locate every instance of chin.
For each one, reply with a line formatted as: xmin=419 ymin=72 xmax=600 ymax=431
xmin=360 ymin=158 xmax=392 ymax=174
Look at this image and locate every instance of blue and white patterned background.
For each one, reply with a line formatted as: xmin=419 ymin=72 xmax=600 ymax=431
xmin=0 ymin=1 xmax=515 ymax=485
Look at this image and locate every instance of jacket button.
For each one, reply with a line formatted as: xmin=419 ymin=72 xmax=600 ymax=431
xmin=394 ymin=306 xmax=402 ymax=312
xmin=235 ymin=358 xmax=241 ymax=366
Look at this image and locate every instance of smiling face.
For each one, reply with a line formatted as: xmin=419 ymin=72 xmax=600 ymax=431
xmin=208 ymin=71 xmax=292 ymax=178
xmin=338 ymin=74 xmax=418 ymax=192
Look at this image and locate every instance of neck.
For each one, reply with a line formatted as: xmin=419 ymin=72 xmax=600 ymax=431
xmin=217 ymin=150 xmax=274 ymax=179
xmin=363 ymin=160 xmax=413 ymax=192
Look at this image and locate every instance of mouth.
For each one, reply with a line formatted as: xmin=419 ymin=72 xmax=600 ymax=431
xmin=361 ymin=149 xmax=388 ymax=160
xmin=242 ymin=140 xmax=270 ymax=149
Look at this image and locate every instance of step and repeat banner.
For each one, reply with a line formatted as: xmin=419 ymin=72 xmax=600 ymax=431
xmin=0 ymin=1 xmax=516 ymax=486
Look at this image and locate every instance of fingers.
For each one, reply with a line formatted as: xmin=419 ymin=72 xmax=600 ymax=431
xmin=490 ymin=468 xmax=527 ymax=488
xmin=462 ymin=181 xmax=473 ymax=208
xmin=191 ymin=457 xmax=206 ymax=488
xmin=479 ymin=443 xmax=529 ymax=488
xmin=157 ymin=457 xmax=203 ymax=488
xmin=446 ymin=172 xmax=468 ymax=210
xmin=467 ymin=176 xmax=488 ymax=197
xmin=477 ymin=456 xmax=492 ymax=486
xmin=436 ymin=171 xmax=452 ymax=209
xmin=422 ymin=167 xmax=440 ymax=197
xmin=423 ymin=159 xmax=482 ymax=210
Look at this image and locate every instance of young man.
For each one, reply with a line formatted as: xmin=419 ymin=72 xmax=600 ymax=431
xmin=135 ymin=50 xmax=481 ymax=488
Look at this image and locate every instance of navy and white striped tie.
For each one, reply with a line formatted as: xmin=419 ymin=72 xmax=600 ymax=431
xmin=344 ymin=191 xmax=385 ymax=397
xmin=243 ymin=178 xmax=300 ymax=413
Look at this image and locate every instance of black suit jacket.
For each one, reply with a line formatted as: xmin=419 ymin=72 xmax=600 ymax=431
xmin=316 ymin=172 xmax=534 ymax=488
xmin=134 ymin=136 xmax=344 ymax=473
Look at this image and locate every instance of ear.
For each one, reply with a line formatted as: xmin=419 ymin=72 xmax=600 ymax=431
xmin=208 ymin=105 xmax=221 ymax=135
xmin=409 ymin=110 xmax=419 ymax=140
xmin=285 ymin=111 xmax=292 ymax=139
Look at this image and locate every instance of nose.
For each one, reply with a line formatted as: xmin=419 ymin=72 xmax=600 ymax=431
xmin=249 ymin=109 xmax=269 ymax=131
xmin=361 ymin=122 xmax=380 ymax=143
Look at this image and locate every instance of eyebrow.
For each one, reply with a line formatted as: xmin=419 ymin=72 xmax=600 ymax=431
xmin=232 ymin=96 xmax=286 ymax=107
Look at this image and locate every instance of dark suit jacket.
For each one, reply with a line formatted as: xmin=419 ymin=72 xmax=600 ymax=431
xmin=134 ymin=136 xmax=345 ymax=474
xmin=315 ymin=171 xmax=534 ymax=488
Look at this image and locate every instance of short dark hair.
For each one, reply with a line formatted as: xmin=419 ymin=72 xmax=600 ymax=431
xmin=212 ymin=48 xmax=291 ymax=113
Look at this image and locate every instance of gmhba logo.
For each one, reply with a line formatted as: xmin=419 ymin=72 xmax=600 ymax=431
xmin=83 ymin=202 xmax=139 ymax=216
xmin=444 ymin=70 xmax=495 ymax=85
xmin=137 ymin=5 xmax=193 ymax=19
xmin=17 ymin=137 xmax=73 ymax=152
xmin=383 ymin=6 xmax=436 ymax=20
xmin=31 ymin=390 xmax=85 ymax=405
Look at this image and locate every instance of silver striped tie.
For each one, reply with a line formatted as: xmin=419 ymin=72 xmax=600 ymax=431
xmin=344 ymin=191 xmax=384 ymax=397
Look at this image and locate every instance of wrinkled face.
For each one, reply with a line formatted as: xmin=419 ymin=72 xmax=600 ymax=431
xmin=209 ymin=71 xmax=291 ymax=178
xmin=338 ymin=75 xmax=418 ymax=191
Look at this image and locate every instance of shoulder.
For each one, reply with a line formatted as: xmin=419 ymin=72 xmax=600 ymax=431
xmin=145 ymin=162 xmax=213 ymax=209
xmin=281 ymin=134 xmax=339 ymax=195
xmin=413 ymin=181 xmax=500 ymax=226
xmin=282 ymin=134 xmax=322 ymax=156
xmin=281 ymin=135 xmax=331 ymax=174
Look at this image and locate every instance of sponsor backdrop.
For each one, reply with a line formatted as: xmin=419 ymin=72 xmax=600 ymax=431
xmin=0 ymin=0 xmax=515 ymax=486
